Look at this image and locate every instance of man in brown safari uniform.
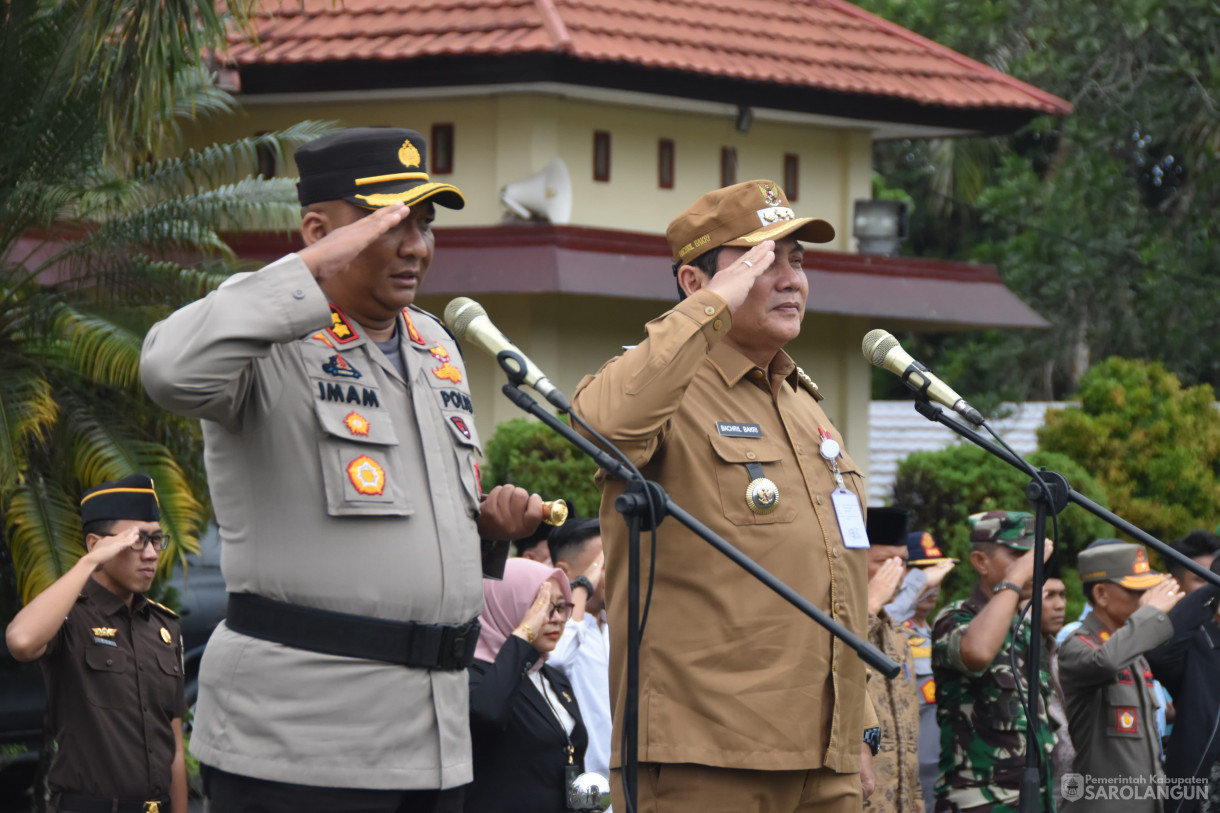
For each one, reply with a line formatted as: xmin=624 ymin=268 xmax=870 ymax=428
xmin=572 ymin=180 xmax=878 ymax=813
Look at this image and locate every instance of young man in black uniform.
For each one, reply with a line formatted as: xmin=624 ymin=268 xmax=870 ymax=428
xmin=6 ymin=474 xmax=187 ymax=813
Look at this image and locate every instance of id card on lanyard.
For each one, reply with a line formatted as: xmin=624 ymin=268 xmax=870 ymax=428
xmin=819 ymin=428 xmax=869 ymax=549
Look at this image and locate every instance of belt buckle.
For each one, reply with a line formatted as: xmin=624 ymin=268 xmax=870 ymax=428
xmin=144 ymin=803 xmax=161 ymax=813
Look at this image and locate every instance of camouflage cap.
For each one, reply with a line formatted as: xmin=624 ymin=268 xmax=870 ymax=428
xmin=1078 ymin=542 xmax=1167 ymax=590
xmin=967 ymin=510 xmax=1035 ymax=551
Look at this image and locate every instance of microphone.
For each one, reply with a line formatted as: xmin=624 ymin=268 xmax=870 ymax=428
xmin=443 ymin=297 xmax=571 ymax=412
xmin=862 ymin=329 xmax=984 ymax=426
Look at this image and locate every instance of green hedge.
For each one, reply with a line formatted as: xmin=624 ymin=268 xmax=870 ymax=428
xmin=892 ymin=443 xmax=1112 ymax=616
xmin=481 ymin=418 xmax=602 ymax=519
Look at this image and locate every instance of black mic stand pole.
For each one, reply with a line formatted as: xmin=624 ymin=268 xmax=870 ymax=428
xmin=911 ymin=399 xmax=1220 ymax=813
xmin=496 ymin=351 xmax=902 ymax=813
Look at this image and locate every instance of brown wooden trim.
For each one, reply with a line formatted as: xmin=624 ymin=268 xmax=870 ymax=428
xmin=720 ymin=146 xmax=737 ymax=187
xmin=783 ymin=153 xmax=799 ymax=201
xmin=658 ymin=138 xmax=675 ymax=189
xmin=221 ymin=225 xmax=1004 ymax=283
xmin=593 ymin=130 xmax=611 ymax=182
xmin=430 ymin=123 xmax=455 ymax=174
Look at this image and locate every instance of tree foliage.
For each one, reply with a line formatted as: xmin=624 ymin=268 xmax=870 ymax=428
xmin=857 ymin=0 xmax=1220 ymax=402
xmin=0 ymin=0 xmax=331 ymax=609
xmin=482 ymin=419 xmax=602 ymax=519
xmin=891 ymin=443 xmax=1112 ymax=607
xmin=1037 ymin=357 xmax=1220 ymax=544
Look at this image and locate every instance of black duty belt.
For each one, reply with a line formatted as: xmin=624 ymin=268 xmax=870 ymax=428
xmin=225 ymin=592 xmax=480 ymax=671
xmin=55 ymin=794 xmax=170 ymax=813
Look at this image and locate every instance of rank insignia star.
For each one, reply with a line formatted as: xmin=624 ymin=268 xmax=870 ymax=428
xmin=327 ymin=307 xmax=359 ymax=344
xmin=347 ymin=455 xmax=386 ymax=496
xmin=430 ymin=346 xmax=463 ymax=383
xmin=344 ymin=411 xmax=371 ymax=437
xmin=322 ymin=354 xmax=362 ymax=379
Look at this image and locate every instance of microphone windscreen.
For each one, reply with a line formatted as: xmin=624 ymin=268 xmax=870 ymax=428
xmin=443 ymin=297 xmax=484 ymax=337
xmin=862 ymin=329 xmax=898 ymax=367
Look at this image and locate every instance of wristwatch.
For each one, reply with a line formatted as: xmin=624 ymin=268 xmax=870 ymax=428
xmin=569 ymin=575 xmax=594 ymax=597
xmin=994 ymin=580 xmax=1023 ymax=596
xmin=863 ymin=727 xmax=881 ymax=756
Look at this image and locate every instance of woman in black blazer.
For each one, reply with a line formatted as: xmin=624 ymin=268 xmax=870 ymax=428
xmin=467 ymin=558 xmax=589 ymax=813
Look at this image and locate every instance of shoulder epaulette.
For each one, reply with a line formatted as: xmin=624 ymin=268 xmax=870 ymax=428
xmin=147 ymin=599 xmax=180 ymax=619
xmin=408 ymin=305 xmax=457 ymax=344
xmin=795 ymin=367 xmax=824 ymax=402
xmin=1074 ymin=632 xmax=1100 ymax=650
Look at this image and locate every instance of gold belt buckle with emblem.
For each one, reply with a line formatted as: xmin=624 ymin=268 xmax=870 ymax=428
xmin=143 ymin=802 xmax=161 ymax=813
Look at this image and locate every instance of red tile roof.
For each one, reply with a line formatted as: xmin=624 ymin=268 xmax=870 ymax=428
xmin=229 ymin=0 xmax=1070 ymax=116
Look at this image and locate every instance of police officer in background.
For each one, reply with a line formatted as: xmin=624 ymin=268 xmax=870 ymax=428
xmin=6 ymin=474 xmax=187 ymax=813
xmin=1059 ymin=543 xmax=1183 ymax=813
xmin=140 ymin=127 xmax=544 ymax=812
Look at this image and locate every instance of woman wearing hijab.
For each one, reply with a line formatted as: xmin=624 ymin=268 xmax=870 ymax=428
xmin=467 ymin=558 xmax=588 ymax=813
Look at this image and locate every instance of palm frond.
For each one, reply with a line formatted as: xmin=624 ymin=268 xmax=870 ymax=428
xmin=0 ymin=368 xmax=60 ymax=492
xmin=4 ymin=477 xmax=83 ymax=604
xmin=132 ymin=121 xmax=336 ymax=197
xmin=53 ymin=304 xmax=144 ymax=390
xmin=61 ymin=398 xmax=204 ymax=575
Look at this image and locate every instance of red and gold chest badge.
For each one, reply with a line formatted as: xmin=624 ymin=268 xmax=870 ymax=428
xmin=402 ymin=310 xmax=428 ymax=346
xmin=344 ymin=411 xmax=371 ymax=437
xmin=1115 ymin=706 xmax=1139 ymax=734
xmin=346 ymin=455 xmax=386 ymax=496
xmin=920 ymin=678 xmax=936 ymax=704
xmin=450 ymin=416 xmax=472 ymax=439
xmin=327 ymin=307 xmax=359 ymax=344
xmin=430 ymin=346 xmax=463 ymax=383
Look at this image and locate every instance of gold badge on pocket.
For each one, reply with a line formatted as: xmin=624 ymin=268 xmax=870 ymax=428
xmin=745 ymin=478 xmax=779 ymax=514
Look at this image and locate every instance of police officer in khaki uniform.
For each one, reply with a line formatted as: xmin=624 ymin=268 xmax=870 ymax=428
xmin=1059 ymin=543 xmax=1184 ymax=813
xmin=572 ymin=180 xmax=879 ymax=813
xmin=6 ymin=474 xmax=187 ymax=813
xmin=140 ymin=128 xmax=543 ymax=812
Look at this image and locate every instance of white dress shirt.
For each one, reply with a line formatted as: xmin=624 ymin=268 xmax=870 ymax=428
xmin=549 ymin=611 xmax=612 ymax=780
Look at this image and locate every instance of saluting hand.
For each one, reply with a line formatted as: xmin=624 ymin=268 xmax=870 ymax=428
xmin=867 ymin=557 xmax=906 ymax=615
xmin=298 ymin=202 xmax=409 ymax=284
xmin=703 ymin=241 xmax=776 ymax=314
xmin=1004 ymin=539 xmax=1055 ymax=589
xmin=1140 ymin=578 xmax=1184 ymax=614
xmin=84 ymin=527 xmax=142 ymax=568
xmin=513 ymin=580 xmax=557 ymax=646
xmin=921 ymin=559 xmax=956 ymax=592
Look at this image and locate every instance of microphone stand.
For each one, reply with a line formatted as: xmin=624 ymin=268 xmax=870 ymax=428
xmin=495 ymin=350 xmax=901 ymax=813
xmin=910 ymin=399 xmax=1220 ymax=813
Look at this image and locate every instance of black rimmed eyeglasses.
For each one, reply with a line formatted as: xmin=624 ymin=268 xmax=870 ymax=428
xmin=99 ymin=530 xmax=171 ymax=552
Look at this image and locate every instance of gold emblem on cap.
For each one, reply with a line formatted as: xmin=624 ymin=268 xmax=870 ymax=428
xmin=92 ymin=627 xmax=117 ymax=638
xmin=160 ymin=627 xmax=172 ymax=645
xmin=399 ymin=139 xmax=421 ymax=169
xmin=760 ymin=184 xmax=782 ymax=207
xmin=745 ymin=477 xmax=780 ymax=514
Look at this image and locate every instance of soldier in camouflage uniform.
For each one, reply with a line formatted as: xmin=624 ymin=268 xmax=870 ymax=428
xmin=865 ymin=508 xmax=925 ymax=813
xmin=932 ymin=510 xmax=1058 ymax=813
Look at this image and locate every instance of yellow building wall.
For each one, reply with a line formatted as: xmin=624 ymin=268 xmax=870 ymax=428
xmin=191 ymin=92 xmax=870 ymax=252
xmin=192 ymin=90 xmax=879 ymax=478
